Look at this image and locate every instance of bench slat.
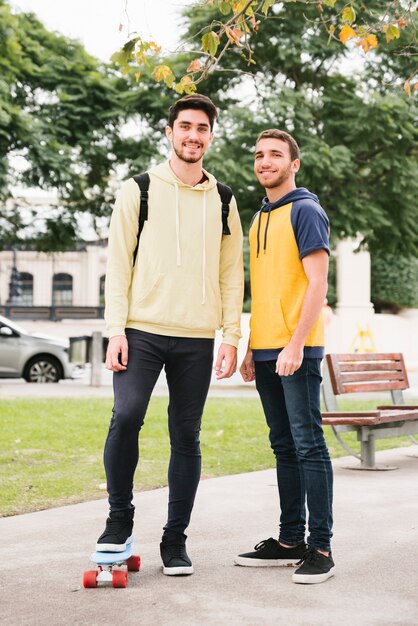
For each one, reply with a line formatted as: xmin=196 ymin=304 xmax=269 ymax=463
xmin=323 ymin=409 xmax=418 ymax=426
xmin=340 ymin=381 xmax=407 ymax=394
xmin=376 ymin=405 xmax=418 ymax=410
xmin=339 ymin=362 xmax=404 ymax=372
xmin=340 ymin=371 xmax=405 ymax=383
xmin=329 ymin=352 xmax=403 ymax=362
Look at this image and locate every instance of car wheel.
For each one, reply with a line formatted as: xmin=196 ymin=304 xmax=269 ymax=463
xmin=23 ymin=355 xmax=63 ymax=383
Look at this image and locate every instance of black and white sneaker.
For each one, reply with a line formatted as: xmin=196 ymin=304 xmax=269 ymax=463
xmin=96 ymin=510 xmax=134 ymax=552
xmin=292 ymin=546 xmax=335 ymax=584
xmin=234 ymin=538 xmax=307 ymax=567
xmin=160 ymin=535 xmax=194 ymax=576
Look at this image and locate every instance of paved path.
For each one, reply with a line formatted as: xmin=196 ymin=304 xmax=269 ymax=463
xmin=1 ymin=446 xmax=418 ymax=626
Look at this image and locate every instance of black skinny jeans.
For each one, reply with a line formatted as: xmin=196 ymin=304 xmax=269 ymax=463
xmin=104 ymin=328 xmax=214 ymax=538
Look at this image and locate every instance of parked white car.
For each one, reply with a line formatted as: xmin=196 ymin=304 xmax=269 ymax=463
xmin=0 ymin=315 xmax=83 ymax=383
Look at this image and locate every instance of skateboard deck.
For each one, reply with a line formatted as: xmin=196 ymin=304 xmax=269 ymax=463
xmin=83 ymin=540 xmax=140 ymax=588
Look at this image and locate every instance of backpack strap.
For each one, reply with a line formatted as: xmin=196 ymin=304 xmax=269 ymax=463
xmin=132 ymin=172 xmax=150 ymax=265
xmin=216 ymin=181 xmax=232 ymax=236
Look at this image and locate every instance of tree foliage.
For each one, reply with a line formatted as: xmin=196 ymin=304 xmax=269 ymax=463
xmin=119 ymin=0 xmax=417 ymax=94
xmin=0 ymin=0 xmax=142 ymax=250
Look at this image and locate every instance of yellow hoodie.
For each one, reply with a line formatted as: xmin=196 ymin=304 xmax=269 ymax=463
xmin=105 ymin=161 xmax=244 ymax=346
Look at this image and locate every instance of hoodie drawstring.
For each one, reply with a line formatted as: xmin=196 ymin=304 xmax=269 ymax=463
xmin=263 ymin=204 xmax=272 ymax=253
xmin=174 ymin=183 xmax=181 ymax=266
xmin=201 ymin=190 xmax=206 ymax=304
xmin=256 ymin=204 xmax=272 ymax=257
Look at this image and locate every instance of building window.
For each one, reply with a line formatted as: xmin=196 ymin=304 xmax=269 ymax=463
xmin=99 ymin=274 xmax=106 ymax=306
xmin=19 ymin=272 xmax=34 ymax=305
xmin=52 ymin=273 xmax=73 ymax=306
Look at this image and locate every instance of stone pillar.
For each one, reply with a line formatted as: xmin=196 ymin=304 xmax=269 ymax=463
xmin=333 ymin=238 xmax=375 ymax=352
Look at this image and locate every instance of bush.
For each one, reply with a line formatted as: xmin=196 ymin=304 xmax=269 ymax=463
xmin=371 ymin=254 xmax=418 ymax=313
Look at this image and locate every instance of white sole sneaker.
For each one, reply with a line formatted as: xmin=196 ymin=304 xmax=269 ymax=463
xmin=162 ymin=565 xmax=194 ymax=576
xmin=234 ymin=556 xmax=299 ymax=567
xmin=95 ymin=534 xmax=134 ymax=552
xmin=292 ymin=568 xmax=335 ymax=584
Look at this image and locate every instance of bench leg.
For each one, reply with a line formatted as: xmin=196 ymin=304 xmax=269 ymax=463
xmin=361 ymin=435 xmax=375 ymax=469
xmin=345 ymin=432 xmax=397 ymax=471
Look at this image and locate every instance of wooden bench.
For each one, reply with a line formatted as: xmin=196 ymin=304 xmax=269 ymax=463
xmin=321 ymin=353 xmax=418 ymax=470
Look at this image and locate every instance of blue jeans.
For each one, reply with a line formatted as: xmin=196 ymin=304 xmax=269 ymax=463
xmin=104 ymin=329 xmax=214 ymax=538
xmin=254 ymin=358 xmax=333 ymax=551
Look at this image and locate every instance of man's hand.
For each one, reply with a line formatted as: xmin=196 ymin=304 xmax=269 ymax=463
xmin=105 ymin=335 xmax=128 ymax=372
xmin=276 ymin=342 xmax=303 ymax=377
xmin=240 ymin=349 xmax=255 ymax=382
xmin=214 ymin=343 xmax=237 ymax=380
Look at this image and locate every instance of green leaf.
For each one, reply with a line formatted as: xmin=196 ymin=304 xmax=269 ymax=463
xmin=261 ymin=0 xmax=275 ymax=15
xmin=202 ymin=31 xmax=220 ymax=57
xmin=219 ymin=2 xmax=232 ymax=15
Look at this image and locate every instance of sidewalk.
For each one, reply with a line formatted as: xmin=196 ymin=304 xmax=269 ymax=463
xmin=1 ymin=446 xmax=418 ymax=626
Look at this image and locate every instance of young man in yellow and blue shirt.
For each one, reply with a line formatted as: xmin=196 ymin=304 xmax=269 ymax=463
xmin=235 ymin=129 xmax=334 ymax=584
xmin=97 ymin=95 xmax=244 ymax=575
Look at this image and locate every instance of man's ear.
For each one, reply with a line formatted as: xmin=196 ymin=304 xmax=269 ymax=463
xmin=165 ymin=125 xmax=173 ymax=141
xmin=292 ymin=159 xmax=301 ymax=174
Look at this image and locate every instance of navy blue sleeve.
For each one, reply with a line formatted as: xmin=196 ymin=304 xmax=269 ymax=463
xmin=290 ymin=200 xmax=330 ymax=259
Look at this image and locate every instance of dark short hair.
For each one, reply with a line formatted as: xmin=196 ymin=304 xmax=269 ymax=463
xmin=256 ymin=129 xmax=300 ymax=161
xmin=168 ymin=94 xmax=218 ymax=131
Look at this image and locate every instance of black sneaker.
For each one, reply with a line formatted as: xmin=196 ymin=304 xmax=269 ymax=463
xmin=96 ymin=510 xmax=134 ymax=552
xmin=160 ymin=535 xmax=194 ymax=576
xmin=234 ymin=538 xmax=307 ymax=567
xmin=292 ymin=546 xmax=335 ymax=584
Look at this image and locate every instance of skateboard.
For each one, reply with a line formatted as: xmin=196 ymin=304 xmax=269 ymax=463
xmin=83 ymin=540 xmax=141 ymax=588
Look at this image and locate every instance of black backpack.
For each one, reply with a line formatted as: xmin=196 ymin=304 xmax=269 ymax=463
xmin=132 ymin=172 xmax=232 ymax=264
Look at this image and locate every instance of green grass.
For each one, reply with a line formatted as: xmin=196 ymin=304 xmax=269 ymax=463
xmin=0 ymin=397 xmax=416 ymax=517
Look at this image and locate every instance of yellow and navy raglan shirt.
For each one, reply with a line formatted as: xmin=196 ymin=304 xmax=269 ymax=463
xmin=249 ymin=187 xmax=330 ymax=361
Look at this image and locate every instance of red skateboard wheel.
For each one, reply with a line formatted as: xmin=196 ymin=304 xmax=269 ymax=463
xmin=127 ymin=555 xmax=141 ymax=572
xmin=112 ymin=570 xmax=128 ymax=588
xmin=83 ymin=570 xmax=98 ymax=588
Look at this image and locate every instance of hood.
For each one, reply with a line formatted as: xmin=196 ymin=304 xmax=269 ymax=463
xmin=149 ymin=161 xmax=218 ymax=191
xmin=147 ymin=160 xmax=217 ymax=305
xmin=260 ymin=188 xmax=319 ymax=213
xmin=256 ymin=188 xmax=319 ymax=256
xmin=29 ymin=332 xmax=69 ymax=348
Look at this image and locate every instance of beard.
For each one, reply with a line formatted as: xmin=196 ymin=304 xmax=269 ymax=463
xmin=173 ymin=142 xmax=203 ymax=164
xmin=258 ymin=163 xmax=292 ymax=189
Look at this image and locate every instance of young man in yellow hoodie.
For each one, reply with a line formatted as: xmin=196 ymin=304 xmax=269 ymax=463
xmin=235 ymin=130 xmax=334 ymax=584
xmin=96 ymin=95 xmax=243 ymax=576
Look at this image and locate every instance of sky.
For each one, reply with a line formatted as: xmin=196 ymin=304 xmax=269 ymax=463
xmin=10 ymin=0 xmax=195 ymax=61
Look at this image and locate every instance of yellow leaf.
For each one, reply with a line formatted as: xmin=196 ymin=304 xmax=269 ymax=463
xmin=404 ymin=81 xmax=411 ymax=97
xmin=233 ymin=0 xmax=247 ymax=13
xmin=187 ymin=59 xmax=203 ymax=73
xmin=357 ymin=34 xmax=378 ymax=53
xmin=366 ymin=34 xmax=378 ymax=48
xmin=385 ymin=24 xmax=400 ymax=43
xmin=175 ymin=75 xmax=197 ymax=95
xmin=135 ymin=71 xmax=141 ymax=82
xmin=153 ymin=64 xmax=175 ymax=87
xmin=339 ymin=25 xmax=357 ymax=45
xmin=341 ymin=6 xmax=356 ymax=25
xmin=149 ymin=41 xmax=161 ymax=52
